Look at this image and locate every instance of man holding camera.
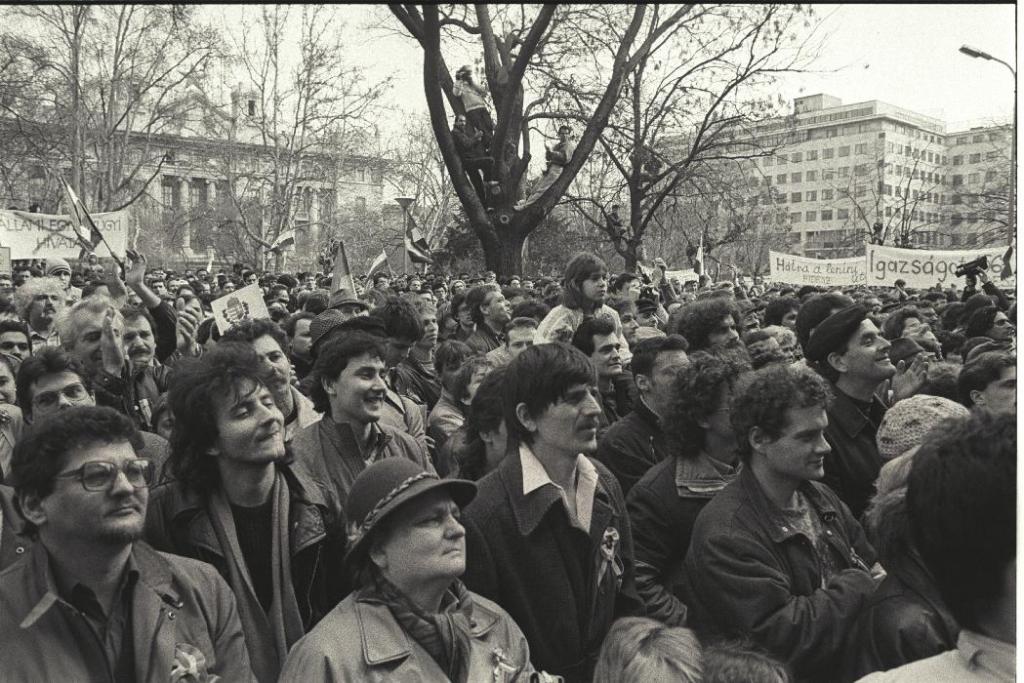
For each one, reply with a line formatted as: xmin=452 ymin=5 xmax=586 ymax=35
xmin=959 ymin=257 xmax=1010 ymax=310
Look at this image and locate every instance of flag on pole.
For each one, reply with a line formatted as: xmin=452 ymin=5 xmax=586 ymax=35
xmin=330 ymin=240 xmax=359 ymax=295
xmin=366 ymin=249 xmax=390 ymax=279
xmin=58 ymin=176 xmax=105 ymax=252
xmin=270 ymin=229 xmax=296 ymax=251
xmin=404 ymin=214 xmax=432 ymax=264
xmin=205 ymin=249 xmax=215 ymax=274
xmin=1001 ymin=243 xmax=1014 ymax=280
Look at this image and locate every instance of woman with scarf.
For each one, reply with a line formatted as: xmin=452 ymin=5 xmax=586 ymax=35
xmin=280 ymin=458 xmax=544 ymax=682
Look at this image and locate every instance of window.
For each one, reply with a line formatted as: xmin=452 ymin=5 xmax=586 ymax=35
xmin=956 ymin=136 xmax=968 ymax=144
xmin=763 ymin=176 xmax=772 ymax=186
xmin=854 ymin=143 xmax=868 ymax=154
xmin=838 ymin=145 xmax=850 ymax=157
xmin=791 ymin=192 xmax=802 ymax=203
xmin=778 ymin=154 xmax=788 ymax=164
xmin=838 ymin=208 xmax=849 ymax=220
xmin=855 ymin=164 xmax=868 ymax=176
xmin=856 ymin=186 xmax=867 ymax=198
xmin=807 ymin=150 xmax=818 ymax=161
xmin=968 ymin=173 xmax=980 ymax=184
xmin=778 ymin=194 xmax=787 ymax=204
xmin=927 ymin=151 xmax=933 ymax=163
xmin=952 ymin=155 xmax=963 ymax=166
xmin=247 ymin=100 xmax=257 ymax=117
xmin=806 ymin=190 xmax=817 ymax=201
xmin=823 ymin=148 xmax=834 ymax=159
xmin=989 ymin=132 xmax=1003 ymax=141
xmin=777 ymin=174 xmax=787 ymax=184
xmin=986 ymin=170 xmax=998 ymax=181
xmin=764 ymin=157 xmax=774 ymax=167
xmin=823 ymin=168 xmax=835 ymax=181
xmin=952 ymin=213 xmax=963 ymax=225
xmin=986 ymin=151 xmax=1000 ymax=161
xmin=838 ymin=166 xmax=849 ymax=178
xmin=885 ymin=206 xmax=892 ymax=217
xmin=791 ymin=172 xmax=802 ymax=183
xmin=895 ymin=165 xmax=903 ymax=176
xmin=791 ymin=212 xmax=801 ymax=223
xmin=969 ymin=153 xmax=981 ymax=163
xmin=822 ymin=189 xmax=834 ymax=201
xmin=357 ymin=168 xmax=367 ymax=182
xmin=972 ymin=134 xmax=985 ymax=143
xmin=821 ymin=210 xmax=833 ymax=220
xmin=884 ymin=184 xmax=892 ymax=196
xmin=806 ymin=211 xmax=817 ymax=221
xmin=806 ymin=170 xmax=817 ymax=181
xmin=791 ymin=152 xmax=803 ymax=162
xmin=355 ymin=196 xmax=367 ymax=211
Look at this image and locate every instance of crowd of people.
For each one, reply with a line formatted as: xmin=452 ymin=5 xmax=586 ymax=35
xmin=0 ymin=247 xmax=1015 ymax=682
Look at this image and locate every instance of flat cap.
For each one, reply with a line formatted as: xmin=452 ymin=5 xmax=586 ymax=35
xmin=804 ymin=304 xmax=868 ymax=363
xmin=309 ymin=309 xmax=346 ymax=352
xmin=888 ymin=337 xmax=925 ymax=366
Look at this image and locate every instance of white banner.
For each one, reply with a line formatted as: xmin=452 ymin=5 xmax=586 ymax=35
xmin=211 ymin=284 xmax=271 ymax=334
xmin=769 ymin=251 xmax=866 ymax=287
xmin=664 ymin=268 xmax=700 ymax=285
xmin=865 ymin=244 xmax=1014 ymax=288
xmin=0 ymin=209 xmax=129 ymax=260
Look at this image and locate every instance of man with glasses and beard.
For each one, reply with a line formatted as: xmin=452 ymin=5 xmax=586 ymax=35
xmin=0 ymin=406 xmax=253 ymax=681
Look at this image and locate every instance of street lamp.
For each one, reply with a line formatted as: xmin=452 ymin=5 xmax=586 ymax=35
xmin=394 ymin=196 xmax=415 ymax=275
xmin=959 ymin=45 xmax=1016 ymax=248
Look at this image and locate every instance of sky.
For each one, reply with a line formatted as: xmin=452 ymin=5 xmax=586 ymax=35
xmin=339 ymin=4 xmax=1016 ymax=136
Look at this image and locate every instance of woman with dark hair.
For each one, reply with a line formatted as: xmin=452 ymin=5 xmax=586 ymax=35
xmin=626 ymin=351 xmax=750 ymax=626
xmin=535 ymin=252 xmax=631 ymax=360
xmin=279 ymin=458 xmax=539 ymax=682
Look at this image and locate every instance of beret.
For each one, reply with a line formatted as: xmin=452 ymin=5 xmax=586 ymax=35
xmin=636 ymin=298 xmax=659 ymax=315
xmin=804 ymin=304 xmax=868 ymax=363
xmin=887 ymin=337 xmax=924 ymax=366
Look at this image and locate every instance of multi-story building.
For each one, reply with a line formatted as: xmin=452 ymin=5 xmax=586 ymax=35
xmin=740 ymin=94 xmax=1011 ymax=258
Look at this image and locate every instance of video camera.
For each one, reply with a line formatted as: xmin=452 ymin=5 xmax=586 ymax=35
xmin=954 ymin=255 xmax=988 ymax=278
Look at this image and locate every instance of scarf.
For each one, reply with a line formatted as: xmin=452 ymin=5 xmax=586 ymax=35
xmin=371 ymin=574 xmax=474 ymax=683
xmin=208 ymin=470 xmax=304 ymax=683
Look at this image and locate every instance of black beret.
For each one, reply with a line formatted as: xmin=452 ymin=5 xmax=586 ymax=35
xmin=804 ymin=304 xmax=868 ymax=363
xmin=888 ymin=337 xmax=924 ymax=366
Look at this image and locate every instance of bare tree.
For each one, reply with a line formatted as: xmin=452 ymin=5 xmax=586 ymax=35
xmin=554 ymin=4 xmax=816 ymax=270
xmin=389 ymin=4 xmax=692 ymax=277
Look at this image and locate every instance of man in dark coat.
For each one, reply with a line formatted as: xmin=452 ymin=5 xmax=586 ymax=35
xmin=683 ymin=363 xmax=879 ymax=682
xmin=595 ymin=334 xmax=689 ymax=496
xmin=462 ymin=343 xmax=641 ymax=683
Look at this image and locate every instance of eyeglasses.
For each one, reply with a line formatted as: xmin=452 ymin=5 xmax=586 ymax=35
xmin=0 ymin=341 xmax=28 ymax=352
xmin=32 ymin=382 xmax=89 ymax=409
xmin=53 ymin=459 xmax=154 ymax=491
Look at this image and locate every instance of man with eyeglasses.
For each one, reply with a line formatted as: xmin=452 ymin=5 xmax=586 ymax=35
xmin=0 ymin=405 xmax=254 ymax=681
xmin=16 ymin=347 xmax=171 ymax=478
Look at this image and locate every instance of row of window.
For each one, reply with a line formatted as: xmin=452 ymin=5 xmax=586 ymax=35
xmin=951 ymin=152 xmax=1003 ymax=165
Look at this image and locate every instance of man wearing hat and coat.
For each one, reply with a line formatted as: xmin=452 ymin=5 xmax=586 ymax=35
xmin=803 ymin=304 xmax=928 ymax=519
xmin=44 ymin=257 xmax=82 ymax=304
xmin=279 ymin=458 xmax=544 ymax=682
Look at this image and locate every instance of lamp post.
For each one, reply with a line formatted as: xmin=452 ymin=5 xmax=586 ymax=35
xmin=959 ymin=45 xmax=1015 ymax=248
xmin=394 ymin=196 xmax=415 ymax=275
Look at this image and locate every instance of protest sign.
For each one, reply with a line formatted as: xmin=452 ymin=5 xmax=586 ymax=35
xmin=0 ymin=247 xmax=12 ymax=276
xmin=865 ymin=244 xmax=1014 ymax=288
xmin=769 ymin=251 xmax=866 ymax=287
xmin=0 ymin=209 xmax=129 ymax=260
xmin=664 ymin=268 xmax=700 ymax=285
xmin=211 ymin=284 xmax=271 ymax=334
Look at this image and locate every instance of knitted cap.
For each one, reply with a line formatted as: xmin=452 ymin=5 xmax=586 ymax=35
xmin=876 ymin=395 xmax=970 ymax=460
xmin=44 ymin=257 xmax=71 ymax=276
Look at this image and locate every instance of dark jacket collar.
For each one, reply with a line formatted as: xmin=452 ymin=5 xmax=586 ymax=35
xmin=633 ymin=398 xmax=661 ymax=429
xmin=675 ymin=454 xmax=741 ymax=499
xmin=737 ymin=467 xmax=841 ymax=544
xmin=497 ymin=447 xmax=617 ymax=542
xmin=828 ymin=384 xmax=885 ymax=438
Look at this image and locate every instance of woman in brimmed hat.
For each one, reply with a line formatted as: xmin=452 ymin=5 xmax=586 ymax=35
xmin=279 ymin=458 xmax=540 ymax=682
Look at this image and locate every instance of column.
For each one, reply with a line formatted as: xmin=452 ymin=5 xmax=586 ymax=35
xmin=308 ymin=188 xmax=320 ymax=269
xmin=179 ymin=177 xmax=192 ymax=256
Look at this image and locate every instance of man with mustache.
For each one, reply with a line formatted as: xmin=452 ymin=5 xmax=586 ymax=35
xmin=15 ymin=276 xmax=65 ymax=349
xmin=803 ymin=304 xmax=927 ymax=519
xmin=1 ymin=406 xmax=253 ymax=681
xmin=145 ymin=344 xmax=346 ymax=683
xmin=220 ymin=319 xmax=320 ymax=444
xmin=290 ymin=331 xmax=432 ymax=509
xmin=667 ymin=298 xmax=746 ymax=357
xmin=462 ymin=343 xmax=641 ymax=683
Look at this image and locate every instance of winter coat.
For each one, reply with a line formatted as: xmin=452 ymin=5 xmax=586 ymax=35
xmin=823 ymin=387 xmax=887 ymax=520
xmin=683 ymin=468 xmax=877 ymax=682
xmin=0 ymin=540 xmax=254 ymax=682
xmin=594 ymin=399 xmax=669 ymax=496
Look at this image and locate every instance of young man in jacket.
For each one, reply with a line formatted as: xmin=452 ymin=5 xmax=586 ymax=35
xmin=683 ymin=363 xmax=879 ymax=681
xmin=1 ymin=406 xmax=253 ymax=681
xmin=462 ymin=343 xmax=642 ymax=683
xmin=144 ymin=343 xmax=346 ymax=683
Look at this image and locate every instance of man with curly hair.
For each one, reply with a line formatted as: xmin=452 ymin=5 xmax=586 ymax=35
xmin=683 ymin=363 xmax=878 ymax=682
xmin=145 ymin=343 xmax=346 ymax=683
xmin=667 ymin=298 xmax=744 ymax=355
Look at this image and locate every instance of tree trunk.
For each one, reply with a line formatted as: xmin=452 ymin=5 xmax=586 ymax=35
xmin=622 ymin=246 xmax=638 ymax=272
xmin=473 ymin=216 xmax=526 ymax=276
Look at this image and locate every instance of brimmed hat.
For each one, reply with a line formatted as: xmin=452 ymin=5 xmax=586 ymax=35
xmin=804 ymin=304 xmax=868 ymax=363
xmin=345 ymin=459 xmax=476 ymax=566
xmin=328 ymin=289 xmax=369 ymax=312
xmin=876 ymin=394 xmax=969 ymax=460
xmin=309 ymin=309 xmax=346 ymax=351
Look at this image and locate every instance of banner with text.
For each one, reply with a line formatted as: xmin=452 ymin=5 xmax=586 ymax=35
xmin=0 ymin=209 xmax=129 ymax=260
xmin=769 ymin=251 xmax=866 ymax=287
xmin=865 ymin=244 xmax=1014 ymax=288
xmin=664 ymin=268 xmax=700 ymax=285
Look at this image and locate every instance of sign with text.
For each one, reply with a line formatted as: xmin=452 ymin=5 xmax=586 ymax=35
xmin=865 ymin=244 xmax=1014 ymax=288
xmin=769 ymin=251 xmax=866 ymax=287
xmin=664 ymin=268 xmax=700 ymax=285
xmin=211 ymin=284 xmax=271 ymax=334
xmin=0 ymin=247 xmax=11 ymax=276
xmin=0 ymin=209 xmax=129 ymax=260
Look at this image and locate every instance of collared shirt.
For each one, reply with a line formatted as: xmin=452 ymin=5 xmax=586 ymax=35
xmin=857 ymin=629 xmax=1015 ymax=682
xmin=520 ymin=443 xmax=599 ymax=532
xmin=51 ymin=551 xmax=140 ymax=682
xmin=29 ymin=327 xmax=60 ymax=349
